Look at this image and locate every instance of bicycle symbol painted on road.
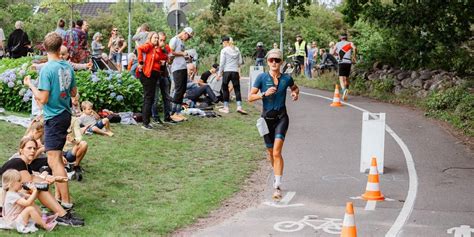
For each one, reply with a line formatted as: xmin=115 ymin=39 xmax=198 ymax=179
xmin=273 ymin=215 xmax=343 ymax=234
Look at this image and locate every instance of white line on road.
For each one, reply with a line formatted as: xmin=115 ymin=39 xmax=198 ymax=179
xmin=365 ymin=200 xmax=377 ymax=210
xmin=280 ymin=191 xmax=296 ymax=205
xmin=299 ymin=91 xmax=418 ymax=237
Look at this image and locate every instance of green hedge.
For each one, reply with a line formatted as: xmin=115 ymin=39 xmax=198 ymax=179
xmin=0 ymin=57 xmax=143 ymax=113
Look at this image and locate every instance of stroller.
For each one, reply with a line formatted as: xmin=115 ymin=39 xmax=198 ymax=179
xmin=314 ymin=53 xmax=338 ymax=76
xmin=91 ymin=56 xmax=118 ymax=72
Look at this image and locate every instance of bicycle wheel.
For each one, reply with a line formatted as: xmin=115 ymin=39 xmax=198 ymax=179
xmin=274 ymin=221 xmax=305 ymax=232
xmin=321 ymin=219 xmax=343 ymax=234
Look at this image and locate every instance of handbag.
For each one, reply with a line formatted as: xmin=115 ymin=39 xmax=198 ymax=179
xmin=10 ymin=32 xmax=25 ymax=54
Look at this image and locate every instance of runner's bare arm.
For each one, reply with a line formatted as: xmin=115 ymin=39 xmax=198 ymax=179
xmin=248 ymin=87 xmax=262 ymax=102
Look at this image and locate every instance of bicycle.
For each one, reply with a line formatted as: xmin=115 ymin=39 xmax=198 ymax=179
xmin=273 ymin=215 xmax=343 ymax=234
xmin=282 ymin=54 xmax=301 ymax=77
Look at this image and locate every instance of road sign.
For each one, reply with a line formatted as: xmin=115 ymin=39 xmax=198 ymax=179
xmin=248 ymin=66 xmax=264 ymax=95
xmin=360 ymin=112 xmax=386 ymax=174
xmin=167 ymin=9 xmax=187 ymax=32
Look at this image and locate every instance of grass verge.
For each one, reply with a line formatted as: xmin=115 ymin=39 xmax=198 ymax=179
xmin=295 ymin=73 xmax=473 ymax=137
xmin=0 ymin=106 xmax=264 ymax=236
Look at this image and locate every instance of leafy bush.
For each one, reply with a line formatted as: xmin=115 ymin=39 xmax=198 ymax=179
xmin=425 ymin=86 xmax=468 ymax=112
xmin=0 ymin=58 xmax=143 ymax=113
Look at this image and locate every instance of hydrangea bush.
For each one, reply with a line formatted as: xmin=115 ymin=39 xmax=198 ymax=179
xmin=75 ymin=70 xmax=142 ymax=112
xmin=0 ymin=58 xmax=143 ymax=113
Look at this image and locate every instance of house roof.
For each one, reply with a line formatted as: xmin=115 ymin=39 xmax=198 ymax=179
xmin=39 ymin=2 xmax=189 ymax=17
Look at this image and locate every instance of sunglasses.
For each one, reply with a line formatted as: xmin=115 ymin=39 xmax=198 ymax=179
xmin=268 ymin=58 xmax=282 ymax=63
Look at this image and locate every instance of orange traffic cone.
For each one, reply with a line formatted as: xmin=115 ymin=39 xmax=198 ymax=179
xmin=330 ymin=84 xmax=343 ymax=107
xmin=341 ymin=202 xmax=357 ymax=237
xmin=361 ymin=156 xmax=385 ymax=201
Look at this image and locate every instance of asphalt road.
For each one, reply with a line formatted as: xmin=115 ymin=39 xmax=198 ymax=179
xmin=194 ymin=78 xmax=473 ymax=237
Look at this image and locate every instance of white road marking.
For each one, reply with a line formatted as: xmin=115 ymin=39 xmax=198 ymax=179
xmin=263 ymin=202 xmax=305 ymax=208
xmin=299 ymin=91 xmax=418 ymax=237
xmin=263 ymin=191 xmax=304 ymax=208
xmin=365 ymin=200 xmax=377 ymax=210
xmin=280 ymin=191 xmax=296 ymax=205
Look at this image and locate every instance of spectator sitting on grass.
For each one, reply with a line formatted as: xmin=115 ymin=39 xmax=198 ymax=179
xmin=0 ymin=136 xmax=84 ymax=227
xmin=1 ymin=169 xmax=58 ymax=233
xmin=79 ymin=101 xmax=114 ymax=136
xmin=185 ymin=63 xmax=219 ymax=107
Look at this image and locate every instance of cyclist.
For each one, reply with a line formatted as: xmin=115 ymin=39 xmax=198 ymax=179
xmin=248 ymin=48 xmax=299 ymax=200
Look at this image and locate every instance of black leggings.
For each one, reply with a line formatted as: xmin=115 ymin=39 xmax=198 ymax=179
xmin=263 ymin=114 xmax=289 ymax=148
xmin=222 ymin=71 xmax=241 ymax=102
xmin=140 ymin=71 xmax=159 ymax=125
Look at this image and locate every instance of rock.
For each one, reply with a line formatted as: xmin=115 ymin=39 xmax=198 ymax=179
xmin=411 ymin=71 xmax=420 ymax=80
xmin=412 ymin=78 xmax=423 ymax=88
xmin=368 ymin=73 xmax=379 ymax=81
xmin=433 ymin=73 xmax=443 ymax=82
xmin=430 ymin=80 xmax=443 ymax=91
xmin=394 ymin=79 xmax=401 ymax=86
xmin=423 ymin=80 xmax=433 ymax=90
xmin=394 ymin=85 xmax=404 ymax=95
xmin=401 ymin=78 xmax=413 ymax=88
xmin=419 ymin=71 xmax=433 ymax=81
xmin=382 ymin=65 xmax=391 ymax=70
xmin=397 ymin=72 xmax=410 ymax=80
xmin=373 ymin=61 xmax=383 ymax=71
xmin=416 ymin=90 xmax=428 ymax=98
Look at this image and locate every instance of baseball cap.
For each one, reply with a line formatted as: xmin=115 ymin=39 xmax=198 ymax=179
xmin=221 ymin=36 xmax=230 ymax=43
xmin=266 ymin=49 xmax=282 ymax=60
xmin=184 ymin=27 xmax=193 ymax=37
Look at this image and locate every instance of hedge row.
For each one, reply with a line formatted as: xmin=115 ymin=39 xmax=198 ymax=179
xmin=0 ymin=57 xmax=143 ymax=113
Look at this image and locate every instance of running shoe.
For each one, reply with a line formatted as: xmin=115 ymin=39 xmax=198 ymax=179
xmin=56 ymin=212 xmax=84 ymax=227
xmin=343 ymin=89 xmax=349 ymax=101
xmin=272 ymin=187 xmax=282 ymax=201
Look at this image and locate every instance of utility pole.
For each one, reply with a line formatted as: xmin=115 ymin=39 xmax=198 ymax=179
xmin=277 ymin=0 xmax=284 ymax=55
xmin=128 ymin=0 xmax=132 ymax=55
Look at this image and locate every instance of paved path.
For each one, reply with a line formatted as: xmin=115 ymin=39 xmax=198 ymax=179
xmin=194 ymin=79 xmax=473 ymax=237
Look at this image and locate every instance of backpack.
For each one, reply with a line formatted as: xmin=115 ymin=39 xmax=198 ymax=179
xmin=63 ymin=29 xmax=79 ymax=56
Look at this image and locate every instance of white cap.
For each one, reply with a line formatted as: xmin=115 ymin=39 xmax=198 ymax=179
xmin=183 ymin=27 xmax=193 ymax=37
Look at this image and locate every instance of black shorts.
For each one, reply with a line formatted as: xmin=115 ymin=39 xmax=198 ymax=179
xmin=44 ymin=110 xmax=71 ymax=152
xmin=263 ymin=114 xmax=289 ymax=148
xmin=63 ymin=150 xmax=76 ymax=163
xmin=296 ymin=56 xmax=305 ymax=65
xmin=338 ymin=63 xmax=352 ymax=77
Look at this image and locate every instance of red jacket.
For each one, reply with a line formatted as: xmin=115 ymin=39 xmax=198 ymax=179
xmin=137 ymin=43 xmax=171 ymax=78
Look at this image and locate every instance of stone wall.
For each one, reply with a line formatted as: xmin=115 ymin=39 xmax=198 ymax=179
xmin=351 ymin=62 xmax=468 ymax=98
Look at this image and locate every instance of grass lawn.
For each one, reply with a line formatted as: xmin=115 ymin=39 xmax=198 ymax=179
xmin=0 ymin=107 xmax=264 ymax=236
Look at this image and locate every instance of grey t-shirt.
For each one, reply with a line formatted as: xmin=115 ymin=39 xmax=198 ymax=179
xmin=132 ymin=31 xmax=148 ymax=47
xmin=169 ymin=36 xmax=187 ymax=73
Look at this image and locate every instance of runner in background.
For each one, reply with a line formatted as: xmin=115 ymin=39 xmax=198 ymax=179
xmin=334 ymin=33 xmax=356 ymax=101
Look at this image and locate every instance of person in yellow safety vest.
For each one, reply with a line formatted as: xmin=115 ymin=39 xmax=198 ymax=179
xmin=294 ymin=34 xmax=307 ymax=75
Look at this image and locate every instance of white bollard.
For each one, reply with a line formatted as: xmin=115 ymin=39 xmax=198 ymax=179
xmin=249 ymin=66 xmax=264 ymax=94
xmin=360 ymin=112 xmax=386 ymax=174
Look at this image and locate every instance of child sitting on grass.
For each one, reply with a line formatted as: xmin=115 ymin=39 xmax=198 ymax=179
xmin=79 ymin=101 xmax=114 ymax=136
xmin=2 ymin=169 xmax=58 ymax=233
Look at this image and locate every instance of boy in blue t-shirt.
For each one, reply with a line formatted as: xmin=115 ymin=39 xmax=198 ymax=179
xmin=24 ymin=32 xmax=77 ymax=209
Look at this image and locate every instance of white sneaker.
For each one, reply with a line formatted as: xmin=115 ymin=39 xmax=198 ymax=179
xmin=218 ymin=107 xmax=229 ymax=114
